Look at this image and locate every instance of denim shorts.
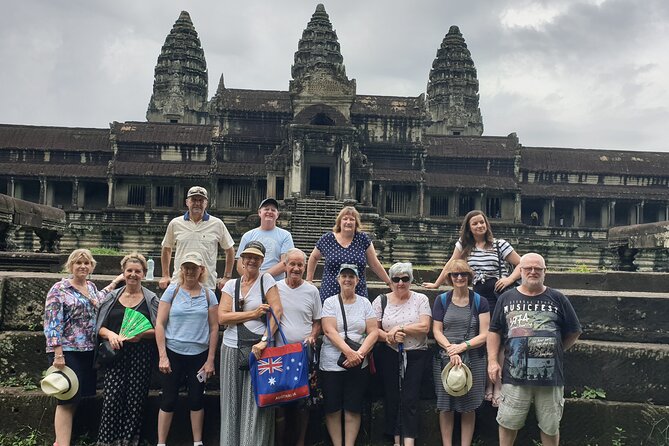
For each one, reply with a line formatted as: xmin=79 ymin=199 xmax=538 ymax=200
xmin=496 ymin=384 xmax=564 ymax=436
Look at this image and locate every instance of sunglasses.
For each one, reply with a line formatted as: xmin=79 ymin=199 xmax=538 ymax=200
xmin=449 ymin=272 xmax=469 ymax=278
xmin=391 ymin=276 xmax=411 ymax=283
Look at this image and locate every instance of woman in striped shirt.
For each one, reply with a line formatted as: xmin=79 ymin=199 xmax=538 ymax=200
xmin=424 ymin=210 xmax=521 ymax=405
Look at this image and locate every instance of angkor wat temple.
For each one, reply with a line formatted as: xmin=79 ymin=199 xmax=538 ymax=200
xmin=1 ymin=5 xmax=668 ymax=270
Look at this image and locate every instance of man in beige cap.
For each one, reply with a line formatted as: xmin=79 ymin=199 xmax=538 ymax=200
xmin=487 ymin=253 xmax=581 ymax=446
xmin=160 ymin=186 xmax=235 ymax=292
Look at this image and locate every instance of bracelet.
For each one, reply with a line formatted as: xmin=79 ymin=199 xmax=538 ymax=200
xmin=464 ymin=340 xmax=471 ymax=349
xmin=54 ymin=354 xmax=65 ymax=359
xmin=224 ymin=273 xmax=232 ymax=279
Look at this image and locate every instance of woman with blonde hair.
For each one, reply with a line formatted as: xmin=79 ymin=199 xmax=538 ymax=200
xmin=155 ymin=251 xmax=218 ymax=446
xmin=43 ymin=248 xmax=121 ymax=446
xmin=96 ymin=252 xmax=159 ymax=446
xmin=425 ymin=210 xmax=520 ymax=404
xmin=307 ymin=206 xmax=392 ymax=301
xmin=432 ymin=259 xmax=490 ymax=446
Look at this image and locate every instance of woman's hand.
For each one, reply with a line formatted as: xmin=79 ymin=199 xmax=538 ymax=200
xmin=446 ymin=342 xmax=467 ymax=357
xmin=158 ymin=356 xmax=171 ymax=374
xmin=254 ymin=303 xmax=270 ymax=319
xmin=495 ymin=277 xmax=514 ymax=292
xmin=422 ymin=282 xmax=439 ymax=289
xmin=52 ymin=354 xmax=66 ymax=369
xmin=124 ymin=334 xmax=141 ymax=343
xmin=449 ymin=354 xmax=462 ymax=366
xmin=107 ymin=332 xmax=124 ymax=350
xmin=343 ymin=348 xmax=363 ymax=368
xmin=201 ymin=359 xmax=216 ymax=379
xmin=252 ymin=340 xmax=268 ymax=358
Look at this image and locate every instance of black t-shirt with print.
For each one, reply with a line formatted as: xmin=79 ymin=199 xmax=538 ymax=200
xmin=489 ymin=287 xmax=581 ymax=386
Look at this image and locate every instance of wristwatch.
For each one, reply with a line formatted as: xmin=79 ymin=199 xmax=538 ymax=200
xmin=261 ymin=334 xmax=268 ymax=342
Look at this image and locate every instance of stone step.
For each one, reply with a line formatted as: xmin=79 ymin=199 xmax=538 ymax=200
xmin=3 ymin=331 xmax=667 ymax=405
xmin=0 ymin=388 xmax=666 ymax=446
xmin=2 ymin=274 xmax=668 ymax=344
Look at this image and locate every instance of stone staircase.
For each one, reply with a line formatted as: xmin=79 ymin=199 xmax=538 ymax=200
xmin=288 ymin=198 xmax=347 ymax=252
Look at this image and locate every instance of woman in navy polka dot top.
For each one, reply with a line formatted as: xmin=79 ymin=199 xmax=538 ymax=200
xmin=306 ymin=206 xmax=392 ymax=301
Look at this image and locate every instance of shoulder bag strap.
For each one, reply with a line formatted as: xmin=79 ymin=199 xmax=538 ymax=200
xmin=379 ymin=293 xmax=387 ymax=320
xmin=495 ymin=239 xmax=504 ymax=279
xmin=234 ymin=278 xmax=241 ymax=312
xmin=338 ymin=294 xmax=349 ymax=338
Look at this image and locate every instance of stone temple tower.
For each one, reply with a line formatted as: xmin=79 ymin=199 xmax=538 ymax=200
xmin=426 ymin=25 xmax=483 ymax=136
xmin=146 ymin=11 xmax=208 ymax=124
xmin=289 ymin=3 xmax=356 ymax=121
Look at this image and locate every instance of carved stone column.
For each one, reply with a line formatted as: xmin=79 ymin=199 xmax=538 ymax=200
xmin=71 ymin=179 xmax=79 ymax=209
xmin=39 ymin=177 xmax=47 ymax=205
xmin=514 ymin=193 xmax=521 ymax=223
xmin=8 ymin=178 xmax=15 ymax=197
xmin=363 ymin=180 xmax=373 ymax=206
xmin=289 ymin=141 xmax=303 ymax=197
xmin=609 ymin=201 xmax=616 ymax=227
xmin=378 ymin=184 xmax=386 ymax=216
xmin=418 ymin=183 xmax=425 ymax=217
xmin=341 ymin=143 xmax=351 ymax=199
xmin=266 ymin=172 xmax=276 ymax=199
xmin=107 ymin=178 xmax=115 ymax=208
xmin=548 ymin=199 xmax=555 ymax=226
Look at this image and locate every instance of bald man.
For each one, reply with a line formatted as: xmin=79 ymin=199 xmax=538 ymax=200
xmin=487 ymin=253 xmax=581 ymax=446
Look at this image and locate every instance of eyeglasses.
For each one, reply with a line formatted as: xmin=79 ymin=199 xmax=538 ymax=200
xmin=521 ymin=267 xmax=545 ymax=273
xmin=449 ymin=272 xmax=469 ymax=278
xmin=391 ymin=276 xmax=411 ymax=283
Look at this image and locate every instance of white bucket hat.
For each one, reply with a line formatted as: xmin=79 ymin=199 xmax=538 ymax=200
xmin=40 ymin=365 xmax=79 ymax=400
xmin=441 ymin=362 xmax=473 ymax=397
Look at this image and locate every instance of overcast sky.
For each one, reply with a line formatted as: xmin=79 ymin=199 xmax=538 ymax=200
xmin=1 ymin=0 xmax=667 ymax=152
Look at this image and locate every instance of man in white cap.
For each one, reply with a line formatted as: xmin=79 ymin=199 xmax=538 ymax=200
xmin=487 ymin=253 xmax=582 ymax=446
xmin=160 ymin=186 xmax=235 ymax=292
xmin=236 ymin=197 xmax=294 ymax=281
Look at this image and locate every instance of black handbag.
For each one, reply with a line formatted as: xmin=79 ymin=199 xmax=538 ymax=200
xmin=235 ymin=276 xmax=266 ymax=371
xmin=96 ymin=339 xmax=122 ymax=366
xmin=336 ymin=295 xmax=363 ymax=369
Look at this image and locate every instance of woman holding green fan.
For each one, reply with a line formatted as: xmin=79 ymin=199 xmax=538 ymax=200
xmin=95 ymin=252 xmax=159 ymax=446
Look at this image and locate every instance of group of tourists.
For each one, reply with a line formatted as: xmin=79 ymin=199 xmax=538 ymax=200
xmin=41 ymin=186 xmax=582 ymax=446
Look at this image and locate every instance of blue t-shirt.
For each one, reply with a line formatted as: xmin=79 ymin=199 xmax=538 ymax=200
xmin=161 ymin=284 xmax=218 ymax=355
xmin=236 ymin=227 xmax=294 ymax=280
xmin=489 ymin=287 xmax=581 ymax=386
xmin=315 ymin=231 xmax=372 ymax=301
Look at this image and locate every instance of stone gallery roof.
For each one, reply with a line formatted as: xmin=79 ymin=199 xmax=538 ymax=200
xmin=0 ymin=124 xmax=110 ymax=152
xmin=213 ymin=89 xmax=292 ymax=113
xmin=521 ymin=183 xmax=668 ymax=200
xmin=521 ymin=147 xmax=669 ymax=176
xmin=216 ymin=162 xmax=266 ymax=177
xmin=0 ymin=162 xmax=108 ymax=178
xmin=371 ymin=169 xmax=420 ymax=183
xmin=111 ymin=122 xmax=214 ymax=145
xmin=425 ymin=135 xmax=517 ymax=158
xmin=425 ymin=172 xmax=518 ymax=190
xmin=352 ymin=95 xmax=425 ymax=118
xmin=114 ymin=161 xmax=209 ymax=177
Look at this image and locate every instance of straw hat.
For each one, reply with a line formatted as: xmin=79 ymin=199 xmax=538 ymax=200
xmin=40 ymin=365 xmax=79 ymax=400
xmin=441 ymin=362 xmax=473 ymax=397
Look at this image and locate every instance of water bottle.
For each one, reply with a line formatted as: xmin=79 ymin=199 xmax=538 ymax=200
xmin=146 ymin=258 xmax=155 ymax=280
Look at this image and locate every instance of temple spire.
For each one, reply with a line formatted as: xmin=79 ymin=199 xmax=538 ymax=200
xmin=289 ymin=4 xmax=355 ymax=120
xmin=426 ymin=25 xmax=483 ymax=136
xmin=146 ymin=11 xmax=208 ymax=124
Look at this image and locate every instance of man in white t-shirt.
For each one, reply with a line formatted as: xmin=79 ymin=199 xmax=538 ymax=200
xmin=160 ymin=186 xmax=235 ymax=292
xmin=236 ymin=197 xmax=294 ymax=281
xmin=274 ymin=248 xmax=322 ymax=446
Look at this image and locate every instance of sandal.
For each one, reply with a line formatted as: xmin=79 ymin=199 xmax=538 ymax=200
xmin=492 ymin=394 xmax=502 ymax=408
xmin=484 ymin=391 xmax=493 ymax=402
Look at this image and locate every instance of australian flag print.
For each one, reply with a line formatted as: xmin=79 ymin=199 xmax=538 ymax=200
xmin=250 ymin=342 xmax=310 ymax=407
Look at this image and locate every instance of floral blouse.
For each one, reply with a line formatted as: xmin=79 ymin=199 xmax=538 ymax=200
xmin=43 ymin=278 xmax=107 ymax=353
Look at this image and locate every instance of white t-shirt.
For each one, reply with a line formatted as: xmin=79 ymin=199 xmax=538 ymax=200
xmin=372 ymin=291 xmax=432 ymax=351
xmin=221 ymin=273 xmax=276 ymax=348
xmin=319 ymin=294 xmax=376 ymax=372
xmin=161 ymin=212 xmax=235 ymax=290
xmin=236 ymin=227 xmax=294 ymax=280
xmin=275 ymin=280 xmax=322 ymax=346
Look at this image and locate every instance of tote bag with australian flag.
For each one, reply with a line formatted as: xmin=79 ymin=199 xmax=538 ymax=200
xmin=250 ymin=308 xmax=310 ymax=407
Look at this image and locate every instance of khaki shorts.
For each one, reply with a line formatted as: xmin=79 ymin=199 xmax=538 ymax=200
xmin=496 ymin=384 xmax=565 ymax=436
